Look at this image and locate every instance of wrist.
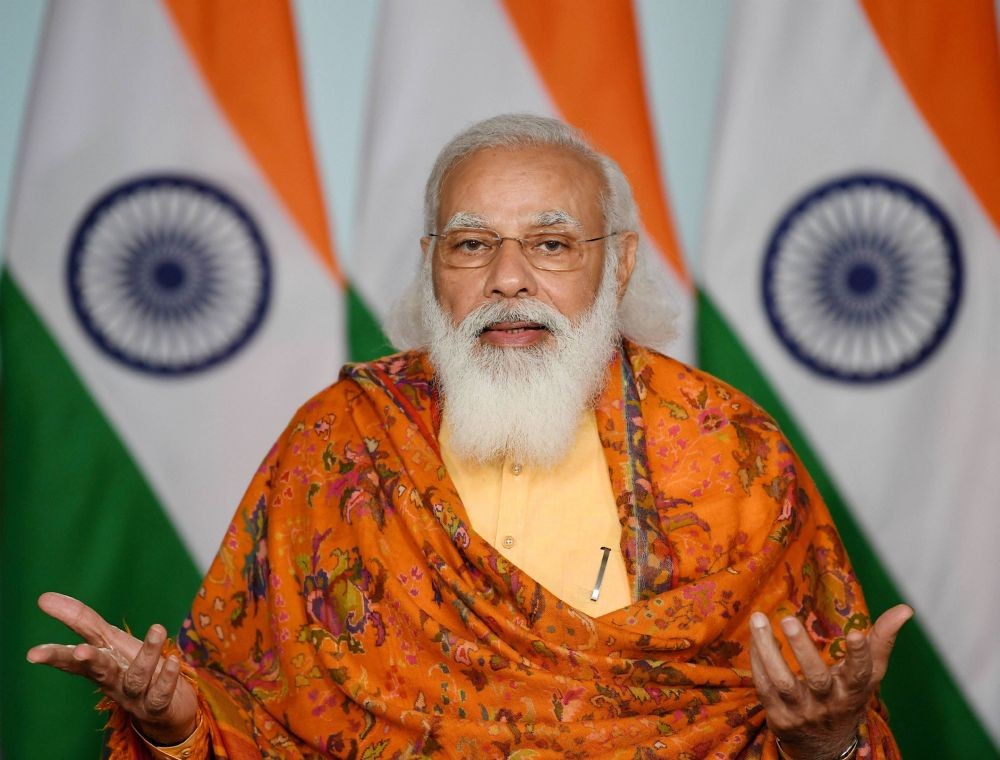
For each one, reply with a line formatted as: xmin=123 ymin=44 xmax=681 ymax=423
xmin=133 ymin=710 xmax=200 ymax=747
xmin=775 ymin=733 xmax=859 ymax=760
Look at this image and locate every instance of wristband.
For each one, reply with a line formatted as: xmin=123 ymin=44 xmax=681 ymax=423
xmin=775 ymin=734 xmax=859 ymax=760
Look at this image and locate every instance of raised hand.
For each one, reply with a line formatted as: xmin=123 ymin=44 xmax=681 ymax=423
xmin=27 ymin=592 xmax=199 ymax=745
xmin=749 ymin=604 xmax=912 ymax=760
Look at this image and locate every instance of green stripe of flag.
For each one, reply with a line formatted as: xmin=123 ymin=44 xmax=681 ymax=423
xmin=1 ymin=274 xmax=202 ymax=759
xmin=697 ymin=288 xmax=998 ymax=759
xmin=348 ymin=284 xmax=393 ymax=362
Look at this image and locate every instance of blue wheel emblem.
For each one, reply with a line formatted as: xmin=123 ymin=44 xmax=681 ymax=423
xmin=67 ymin=175 xmax=271 ymax=375
xmin=762 ymin=174 xmax=962 ymax=382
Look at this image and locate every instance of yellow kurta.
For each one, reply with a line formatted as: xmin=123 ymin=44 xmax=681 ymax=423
xmin=440 ymin=413 xmax=631 ymax=616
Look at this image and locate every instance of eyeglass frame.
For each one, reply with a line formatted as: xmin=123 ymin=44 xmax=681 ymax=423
xmin=424 ymin=228 xmax=621 ymax=272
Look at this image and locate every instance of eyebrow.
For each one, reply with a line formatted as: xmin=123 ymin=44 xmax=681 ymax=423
xmin=533 ymin=210 xmax=583 ymax=230
xmin=441 ymin=210 xmax=585 ymax=233
xmin=441 ymin=212 xmax=490 ymax=231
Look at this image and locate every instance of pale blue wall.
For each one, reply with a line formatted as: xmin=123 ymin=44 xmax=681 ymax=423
xmin=0 ymin=0 xmax=47 ymax=257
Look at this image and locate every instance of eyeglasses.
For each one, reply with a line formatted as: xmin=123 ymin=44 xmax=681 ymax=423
xmin=426 ymin=228 xmax=619 ymax=272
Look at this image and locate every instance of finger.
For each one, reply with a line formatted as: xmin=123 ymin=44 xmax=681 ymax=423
xmin=749 ymin=636 xmax=776 ymax=702
xmin=868 ymin=604 xmax=913 ymax=682
xmin=37 ymin=592 xmax=146 ymax=661
xmin=837 ymin=629 xmax=874 ymax=697
xmin=749 ymin=636 xmax=797 ymax=731
xmin=71 ymin=642 xmax=126 ymax=687
xmin=144 ymin=655 xmax=181 ymax=716
xmin=121 ymin=624 xmax=167 ymax=701
xmin=750 ymin=612 xmax=802 ymax=704
xmin=27 ymin=643 xmax=89 ymax=673
xmin=27 ymin=642 xmax=118 ymax=680
xmin=779 ymin=616 xmax=834 ymax=696
xmin=37 ymin=593 xmax=116 ymax=648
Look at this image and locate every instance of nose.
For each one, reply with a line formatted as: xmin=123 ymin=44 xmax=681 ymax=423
xmin=482 ymin=238 xmax=538 ymax=300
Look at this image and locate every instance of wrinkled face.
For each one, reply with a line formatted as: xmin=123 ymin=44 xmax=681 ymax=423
xmin=423 ymin=145 xmax=635 ymax=348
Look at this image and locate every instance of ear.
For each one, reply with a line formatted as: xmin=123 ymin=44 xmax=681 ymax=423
xmin=615 ymin=232 xmax=638 ymax=298
xmin=420 ymin=236 xmax=431 ymax=259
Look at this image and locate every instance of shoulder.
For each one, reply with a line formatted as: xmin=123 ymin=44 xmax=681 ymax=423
xmin=624 ymin=341 xmax=769 ymax=420
xmin=281 ymin=350 xmax=433 ymax=416
xmin=338 ymin=349 xmax=437 ymax=415
xmin=270 ymin=350 xmax=436 ymax=448
xmin=625 ymin=341 xmax=795 ymax=480
xmin=339 ymin=349 xmax=434 ymax=388
xmin=625 ymin=342 xmax=808 ymax=516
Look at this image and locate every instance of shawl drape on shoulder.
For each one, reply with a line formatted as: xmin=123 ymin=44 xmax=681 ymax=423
xmin=103 ymin=343 xmax=899 ymax=759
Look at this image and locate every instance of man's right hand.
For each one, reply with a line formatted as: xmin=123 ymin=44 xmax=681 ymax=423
xmin=27 ymin=592 xmax=199 ymax=746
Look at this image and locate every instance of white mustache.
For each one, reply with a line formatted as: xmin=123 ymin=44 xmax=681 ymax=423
xmin=458 ymin=300 xmax=571 ymax=339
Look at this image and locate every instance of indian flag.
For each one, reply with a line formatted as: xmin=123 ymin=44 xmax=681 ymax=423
xmin=699 ymin=2 xmax=1000 ymax=757
xmin=0 ymin=2 xmax=344 ymax=757
xmin=351 ymin=0 xmax=693 ymax=363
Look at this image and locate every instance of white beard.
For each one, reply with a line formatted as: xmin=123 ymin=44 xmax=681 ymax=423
xmin=423 ymin=257 xmax=621 ymax=469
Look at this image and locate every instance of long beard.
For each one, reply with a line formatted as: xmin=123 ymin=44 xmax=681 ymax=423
xmin=424 ymin=261 xmax=621 ymax=468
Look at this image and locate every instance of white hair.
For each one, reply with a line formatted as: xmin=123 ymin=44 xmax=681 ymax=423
xmin=387 ymin=113 xmax=677 ymax=351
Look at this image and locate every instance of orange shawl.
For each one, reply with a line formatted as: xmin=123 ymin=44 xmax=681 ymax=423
xmin=104 ymin=343 xmax=898 ymax=758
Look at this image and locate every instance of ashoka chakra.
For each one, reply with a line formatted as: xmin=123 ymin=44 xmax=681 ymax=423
xmin=67 ymin=175 xmax=271 ymax=375
xmin=762 ymin=174 xmax=961 ymax=383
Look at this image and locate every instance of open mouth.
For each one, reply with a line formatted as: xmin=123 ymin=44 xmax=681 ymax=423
xmin=480 ymin=320 xmax=550 ymax=336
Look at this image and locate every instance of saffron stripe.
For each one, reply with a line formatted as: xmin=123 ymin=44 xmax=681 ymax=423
xmin=860 ymin=0 xmax=1000 ymax=232
xmin=162 ymin=0 xmax=345 ymax=282
xmin=501 ymin=0 xmax=689 ymax=285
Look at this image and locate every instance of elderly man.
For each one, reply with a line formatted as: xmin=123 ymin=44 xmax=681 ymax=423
xmin=31 ymin=114 xmax=909 ymax=759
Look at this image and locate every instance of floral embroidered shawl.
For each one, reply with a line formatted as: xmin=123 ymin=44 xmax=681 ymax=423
xmin=103 ymin=343 xmax=899 ymax=759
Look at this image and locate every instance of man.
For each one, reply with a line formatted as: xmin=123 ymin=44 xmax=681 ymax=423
xmin=30 ymin=114 xmax=910 ymax=759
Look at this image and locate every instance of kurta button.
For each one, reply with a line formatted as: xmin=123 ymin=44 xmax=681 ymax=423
xmin=511 ymin=463 xmax=523 ymax=475
xmin=502 ymin=535 xmax=516 ymax=549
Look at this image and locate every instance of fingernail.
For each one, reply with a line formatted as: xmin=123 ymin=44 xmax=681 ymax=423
xmin=750 ymin=612 xmax=768 ymax=629
xmin=780 ymin=617 xmax=798 ymax=636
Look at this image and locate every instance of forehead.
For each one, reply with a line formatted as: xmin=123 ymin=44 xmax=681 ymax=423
xmin=436 ymin=145 xmax=605 ymax=228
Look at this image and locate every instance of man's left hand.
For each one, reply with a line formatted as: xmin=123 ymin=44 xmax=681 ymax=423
xmin=749 ymin=604 xmax=912 ymax=760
